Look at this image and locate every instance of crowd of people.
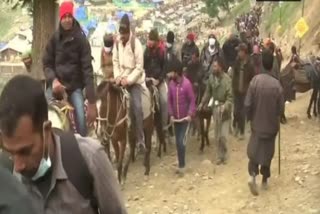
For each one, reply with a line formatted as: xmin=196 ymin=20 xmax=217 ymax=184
xmin=0 ymin=1 xmax=294 ymax=213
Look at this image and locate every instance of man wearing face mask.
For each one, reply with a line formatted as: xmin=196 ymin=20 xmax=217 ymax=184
xmin=101 ymin=33 xmax=114 ymax=79
xmin=144 ymin=29 xmax=167 ymax=146
xmin=43 ymin=1 xmax=97 ymax=137
xmin=181 ymin=32 xmax=200 ymax=86
xmin=198 ymin=57 xmax=233 ymax=165
xmin=200 ymin=34 xmax=222 ymax=82
xmin=0 ymin=75 xmax=127 ymax=214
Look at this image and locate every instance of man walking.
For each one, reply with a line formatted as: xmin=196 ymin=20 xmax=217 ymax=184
xmin=43 ymin=1 xmax=97 ymax=137
xmin=232 ymin=43 xmax=255 ymax=140
xmin=199 ymin=57 xmax=233 ymax=165
xmin=245 ymin=50 xmax=284 ymax=196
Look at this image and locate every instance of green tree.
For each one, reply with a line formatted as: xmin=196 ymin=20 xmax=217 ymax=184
xmin=6 ymin=0 xmax=58 ymax=81
xmin=204 ymin=0 xmax=221 ymax=21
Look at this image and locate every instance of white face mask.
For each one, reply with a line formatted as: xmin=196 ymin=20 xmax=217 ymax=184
xmin=104 ymin=47 xmax=112 ymax=53
xmin=31 ymin=124 xmax=51 ymax=181
xmin=209 ymin=38 xmax=216 ymax=46
xmin=166 ymin=42 xmax=173 ymax=48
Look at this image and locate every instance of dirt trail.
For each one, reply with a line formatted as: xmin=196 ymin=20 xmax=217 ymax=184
xmin=120 ymin=92 xmax=320 ymax=214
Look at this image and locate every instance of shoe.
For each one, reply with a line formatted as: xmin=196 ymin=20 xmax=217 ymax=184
xmin=175 ymin=167 xmax=185 ymax=177
xmin=216 ymin=158 xmax=223 ymax=165
xmin=248 ymin=176 xmax=259 ymax=196
xmin=238 ymin=134 xmax=245 ymax=141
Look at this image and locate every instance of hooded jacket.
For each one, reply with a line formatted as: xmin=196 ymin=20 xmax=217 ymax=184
xmin=43 ymin=20 xmax=95 ymax=103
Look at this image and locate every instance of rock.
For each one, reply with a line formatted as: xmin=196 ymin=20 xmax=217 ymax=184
xmin=149 ymin=185 xmax=154 ymax=189
xmin=201 ymin=159 xmax=212 ymax=166
xmin=311 ymin=171 xmax=320 ymax=176
xmin=202 ymin=175 xmax=209 ymax=180
xmin=194 ymin=173 xmax=200 ymax=177
xmin=163 ymin=199 xmax=168 ymax=203
xmin=294 ymin=148 xmax=300 ymax=153
xmin=309 ymin=208 xmax=320 ymax=214
xmin=295 ymin=176 xmax=301 ymax=182
xmin=134 ymin=196 xmax=140 ymax=201
xmin=125 ymin=203 xmax=130 ymax=208
xmin=183 ymin=205 xmax=188 ymax=210
xmin=188 ymin=185 xmax=195 ymax=191
xmin=154 ymin=173 xmax=158 ymax=177
xmin=137 ymin=211 xmax=143 ymax=214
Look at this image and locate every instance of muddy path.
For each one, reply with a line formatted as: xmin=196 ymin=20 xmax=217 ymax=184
xmin=120 ymin=92 xmax=320 ymax=214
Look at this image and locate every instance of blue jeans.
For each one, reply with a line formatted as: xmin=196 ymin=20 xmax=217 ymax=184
xmin=128 ymin=85 xmax=144 ymax=145
xmin=46 ymin=87 xmax=87 ymax=136
xmin=174 ymin=122 xmax=189 ymax=168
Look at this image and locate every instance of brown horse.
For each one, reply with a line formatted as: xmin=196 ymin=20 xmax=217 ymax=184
xmin=96 ymin=80 xmax=154 ymax=184
xmin=280 ymin=58 xmax=320 ymax=119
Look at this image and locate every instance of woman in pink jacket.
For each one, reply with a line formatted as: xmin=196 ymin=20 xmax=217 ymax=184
xmin=167 ymin=57 xmax=196 ymax=176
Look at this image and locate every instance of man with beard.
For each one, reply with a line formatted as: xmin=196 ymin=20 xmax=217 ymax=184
xmin=245 ymin=49 xmax=284 ymax=196
xmin=181 ymin=32 xmax=200 ymax=86
xmin=200 ymin=34 xmax=222 ymax=81
xmin=198 ymin=57 xmax=233 ymax=165
xmin=232 ymin=43 xmax=255 ymax=140
xmin=43 ymin=1 xmax=97 ymax=137
xmin=0 ymin=75 xmax=127 ymax=213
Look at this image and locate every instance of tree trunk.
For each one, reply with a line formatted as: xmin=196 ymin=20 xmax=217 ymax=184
xmin=31 ymin=0 xmax=57 ymax=81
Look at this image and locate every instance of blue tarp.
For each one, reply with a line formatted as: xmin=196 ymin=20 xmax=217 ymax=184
xmin=0 ymin=42 xmax=6 ymax=51
xmin=115 ymin=11 xmax=133 ymax=20
xmin=106 ymin=20 xmax=117 ymax=33
xmin=86 ymin=19 xmax=98 ymax=31
xmin=75 ymin=6 xmax=88 ymax=21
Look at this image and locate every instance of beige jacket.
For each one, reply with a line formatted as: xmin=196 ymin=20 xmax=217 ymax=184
xmin=112 ymin=33 xmax=145 ymax=85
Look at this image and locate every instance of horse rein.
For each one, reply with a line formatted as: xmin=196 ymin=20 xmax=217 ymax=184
xmin=96 ymin=87 xmax=129 ymax=141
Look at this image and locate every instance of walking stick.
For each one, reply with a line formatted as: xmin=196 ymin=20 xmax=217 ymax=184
xmin=278 ymin=120 xmax=281 ymax=175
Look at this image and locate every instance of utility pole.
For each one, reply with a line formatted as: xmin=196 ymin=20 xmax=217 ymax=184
xmin=298 ymin=0 xmax=305 ymax=54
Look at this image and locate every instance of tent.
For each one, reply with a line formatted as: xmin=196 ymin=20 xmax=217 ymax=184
xmin=75 ymin=6 xmax=88 ymax=21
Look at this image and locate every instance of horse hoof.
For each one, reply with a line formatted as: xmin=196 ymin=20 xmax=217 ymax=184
xmin=307 ymin=115 xmax=312 ymax=119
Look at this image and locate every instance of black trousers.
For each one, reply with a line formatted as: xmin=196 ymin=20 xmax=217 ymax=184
xmin=248 ymin=159 xmax=271 ymax=178
xmin=233 ymin=93 xmax=246 ymax=135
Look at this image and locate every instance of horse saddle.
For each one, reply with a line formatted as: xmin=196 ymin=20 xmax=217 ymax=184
xmin=48 ymin=100 xmax=75 ymax=131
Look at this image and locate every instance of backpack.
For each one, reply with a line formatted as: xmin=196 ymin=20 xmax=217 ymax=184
xmin=116 ymin=35 xmax=136 ymax=55
xmin=0 ymin=129 xmax=97 ymax=212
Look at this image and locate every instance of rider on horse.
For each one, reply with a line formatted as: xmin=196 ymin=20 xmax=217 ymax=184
xmin=112 ymin=14 xmax=146 ymax=153
xmin=43 ymin=1 xmax=97 ymax=136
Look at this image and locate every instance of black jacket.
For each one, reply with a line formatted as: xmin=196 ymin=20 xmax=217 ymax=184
xmin=43 ymin=20 xmax=95 ymax=103
xmin=181 ymin=42 xmax=200 ymax=83
xmin=144 ymin=46 xmax=165 ymax=81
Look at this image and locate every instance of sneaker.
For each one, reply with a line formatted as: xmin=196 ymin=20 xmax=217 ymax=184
xmin=175 ymin=168 xmax=185 ymax=177
xmin=216 ymin=158 xmax=224 ymax=165
xmin=238 ymin=134 xmax=245 ymax=141
xmin=248 ymin=176 xmax=259 ymax=196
